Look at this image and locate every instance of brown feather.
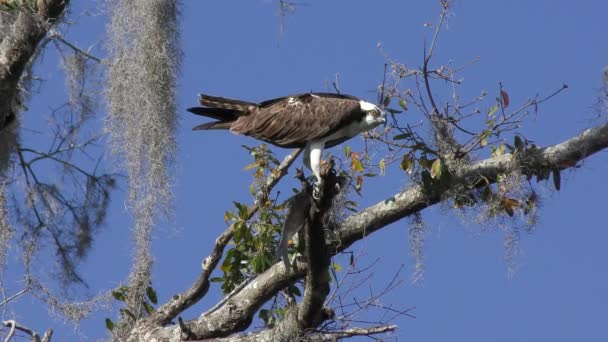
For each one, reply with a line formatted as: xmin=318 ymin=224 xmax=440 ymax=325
xmin=193 ymin=121 xmax=232 ymax=130
xmin=230 ymin=94 xmax=364 ymax=148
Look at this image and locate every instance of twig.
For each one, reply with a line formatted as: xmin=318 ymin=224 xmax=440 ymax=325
xmin=0 ymin=288 xmax=29 ymax=307
xmin=48 ymin=30 xmax=102 ymax=63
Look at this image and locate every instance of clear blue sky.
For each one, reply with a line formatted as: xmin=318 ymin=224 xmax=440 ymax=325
xmin=5 ymin=1 xmax=608 ymax=341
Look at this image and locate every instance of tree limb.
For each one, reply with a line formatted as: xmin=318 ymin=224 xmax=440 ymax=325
xmin=335 ymin=122 xmax=608 ymax=250
xmin=130 ymin=122 xmax=608 ymax=341
xmin=139 ymin=148 xmax=301 ymax=328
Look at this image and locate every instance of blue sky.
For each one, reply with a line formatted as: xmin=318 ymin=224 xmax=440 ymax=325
xmin=5 ymin=1 xmax=608 ymax=341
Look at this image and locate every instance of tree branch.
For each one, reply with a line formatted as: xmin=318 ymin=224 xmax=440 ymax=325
xmin=0 ymin=1 xmax=70 ymax=131
xmin=335 ymin=122 xmax=608 ymax=250
xmin=139 ymin=148 xmax=301 ymax=328
xmin=2 ymin=320 xmax=52 ymax=342
xmin=130 ymin=122 xmax=608 ymax=341
xmin=297 ymin=161 xmax=335 ymax=328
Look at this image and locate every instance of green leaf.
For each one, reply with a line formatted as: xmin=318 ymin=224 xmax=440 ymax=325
xmin=143 ymin=301 xmax=155 ymax=314
xmin=480 ymin=130 xmax=490 ymax=147
xmin=488 ymin=103 xmax=499 ymax=116
xmin=121 ymin=308 xmax=136 ymax=321
xmin=430 ymin=159 xmax=442 ymax=179
xmin=332 ymin=262 xmax=342 ymax=272
xmin=146 ymin=286 xmax=158 ymax=305
xmin=233 ymin=201 xmax=249 ymax=219
xmin=399 ymin=99 xmax=408 ymax=110
xmin=259 ymin=309 xmax=270 ymax=325
xmin=105 ymin=318 xmax=114 ymax=331
xmin=210 ymin=277 xmax=224 ymax=283
xmin=400 ymin=154 xmax=413 ymax=174
xmin=343 ymin=145 xmax=351 ymax=158
xmin=491 ymin=144 xmax=505 ymax=157
xmin=379 ymin=158 xmax=386 ymax=176
xmin=351 ymin=155 xmax=364 ymax=173
xmin=386 ymin=108 xmax=402 ymax=114
xmin=112 ymin=286 xmax=128 ymax=302
xmin=393 ymin=133 xmax=410 ymax=140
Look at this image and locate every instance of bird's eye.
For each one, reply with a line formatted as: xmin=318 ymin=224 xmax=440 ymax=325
xmin=369 ymin=109 xmax=379 ymax=117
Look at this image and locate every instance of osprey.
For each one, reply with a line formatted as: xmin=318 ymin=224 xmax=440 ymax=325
xmin=188 ymin=92 xmax=386 ymax=197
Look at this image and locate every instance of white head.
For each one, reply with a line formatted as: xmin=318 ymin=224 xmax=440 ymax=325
xmin=359 ymin=100 xmax=387 ymax=127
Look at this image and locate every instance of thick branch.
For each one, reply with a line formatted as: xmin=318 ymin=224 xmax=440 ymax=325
xmin=0 ymin=1 xmax=69 ymax=130
xmin=297 ymin=162 xmax=335 ymax=328
xmin=139 ymin=261 xmax=307 ymax=340
xmin=335 ymin=123 xmax=608 ymax=250
xmin=134 ymin=149 xmax=301 ymax=330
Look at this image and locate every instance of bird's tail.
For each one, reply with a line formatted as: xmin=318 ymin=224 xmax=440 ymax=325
xmin=198 ymin=94 xmax=258 ymax=112
xmin=188 ymin=94 xmax=259 ymax=131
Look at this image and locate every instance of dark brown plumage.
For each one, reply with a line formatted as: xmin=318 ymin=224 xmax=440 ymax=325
xmin=188 ymin=93 xmax=367 ymax=148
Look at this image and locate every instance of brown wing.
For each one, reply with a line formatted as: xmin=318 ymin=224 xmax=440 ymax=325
xmin=230 ymin=94 xmax=364 ymax=148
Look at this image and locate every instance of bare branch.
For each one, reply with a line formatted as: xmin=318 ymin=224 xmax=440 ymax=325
xmin=2 ymin=320 xmax=52 ymax=342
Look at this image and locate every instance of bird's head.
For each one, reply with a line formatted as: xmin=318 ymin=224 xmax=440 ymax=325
xmin=359 ymin=100 xmax=387 ymax=128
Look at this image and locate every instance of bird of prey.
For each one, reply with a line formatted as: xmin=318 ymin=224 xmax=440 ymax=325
xmin=188 ymin=92 xmax=386 ymax=197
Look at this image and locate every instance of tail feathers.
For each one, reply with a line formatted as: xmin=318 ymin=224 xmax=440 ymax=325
xmin=199 ymin=94 xmax=258 ymax=112
xmin=187 ymin=107 xmax=240 ymax=121
xmin=193 ymin=121 xmax=232 ymax=130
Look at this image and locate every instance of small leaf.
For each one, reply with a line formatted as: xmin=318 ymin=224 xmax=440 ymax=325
xmin=224 ymin=211 xmax=236 ymax=222
xmin=121 ymin=308 xmax=136 ymax=321
xmin=393 ymin=133 xmax=410 ymax=140
xmin=112 ymin=287 xmax=128 ymax=302
xmin=105 ymin=318 xmax=114 ymax=331
xmin=209 ymin=277 xmax=224 ymax=283
xmin=500 ymin=89 xmax=510 ymax=108
xmin=430 ymin=158 xmax=442 ymax=179
xmin=356 ymin=175 xmax=364 ymax=191
xmin=514 ymin=135 xmax=524 ymax=151
xmin=146 ymin=286 xmax=158 ymax=305
xmin=243 ymin=162 xmax=258 ymax=171
xmin=143 ymin=301 xmax=155 ymax=314
xmin=488 ymin=103 xmax=499 ymax=116
xmin=343 ymin=145 xmax=351 ymax=158
xmin=502 ymin=197 xmax=521 ymax=217
xmin=491 ymin=144 xmax=505 ymax=157
xmin=480 ymin=130 xmax=490 ymax=147
xmin=332 ymin=263 xmax=342 ymax=272
xmin=259 ymin=309 xmax=270 ymax=324
xmin=400 ymin=154 xmax=412 ymax=173
xmin=399 ymin=99 xmax=408 ymax=110
xmin=552 ymin=168 xmax=561 ymax=191
xmin=350 ymin=154 xmax=364 ymax=173
xmin=379 ymin=158 xmax=386 ymax=176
